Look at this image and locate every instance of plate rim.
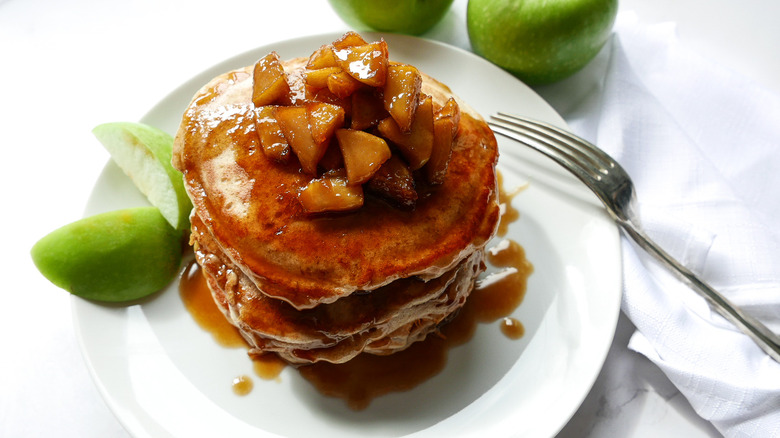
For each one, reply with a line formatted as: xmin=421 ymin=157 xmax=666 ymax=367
xmin=72 ymin=31 xmax=622 ymax=438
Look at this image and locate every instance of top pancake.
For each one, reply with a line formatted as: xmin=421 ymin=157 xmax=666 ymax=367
xmin=173 ymin=57 xmax=500 ymax=310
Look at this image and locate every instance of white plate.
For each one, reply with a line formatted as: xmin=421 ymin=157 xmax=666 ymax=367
xmin=73 ymin=33 xmax=622 ymax=438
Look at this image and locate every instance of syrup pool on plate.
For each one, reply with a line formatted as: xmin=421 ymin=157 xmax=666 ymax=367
xmin=178 ymin=174 xmax=532 ymax=409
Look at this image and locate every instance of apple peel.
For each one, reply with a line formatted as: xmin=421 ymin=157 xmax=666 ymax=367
xmin=92 ymin=122 xmax=193 ymax=230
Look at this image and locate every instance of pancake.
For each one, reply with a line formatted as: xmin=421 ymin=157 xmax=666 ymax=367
xmin=192 ymin=213 xmax=482 ymax=364
xmin=173 ymin=58 xmax=500 ymax=310
xmin=173 ymin=32 xmax=500 ymax=364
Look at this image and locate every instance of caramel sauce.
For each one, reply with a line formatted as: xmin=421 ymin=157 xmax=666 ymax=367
xmin=179 ymin=260 xmax=247 ymax=348
xmin=179 ymin=180 xmax=532 ymax=407
xmin=231 ymin=375 xmax=253 ymax=396
xmin=297 ymin=238 xmax=533 ymax=410
xmin=252 ymin=353 xmax=287 ymax=381
xmin=476 ymin=239 xmax=533 ymax=322
xmin=500 ymin=317 xmax=525 ymax=340
xmin=496 ymin=172 xmax=525 ymax=237
xmin=180 ymin=261 xmax=287 ymax=382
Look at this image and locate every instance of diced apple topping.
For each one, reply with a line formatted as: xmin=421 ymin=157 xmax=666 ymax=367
xmin=274 ymin=106 xmax=326 ymax=175
xmin=336 ymin=129 xmax=391 ymax=185
xmin=307 ymin=102 xmax=346 ymax=146
xmin=312 ymin=88 xmax=352 ymax=113
xmin=436 ymin=97 xmax=461 ymax=137
xmin=383 ymin=63 xmax=422 ymax=133
xmin=250 ymin=32 xmax=460 ymax=213
xmin=299 ymin=172 xmax=364 ymax=213
xmin=426 ymin=97 xmax=461 ymax=184
xmin=377 ymin=94 xmax=434 ymax=170
xmin=318 ymin=139 xmax=344 ymax=172
xmin=252 ymin=52 xmax=290 ymax=107
xmin=306 ymin=44 xmax=338 ymax=69
xmin=426 ymin=117 xmax=455 ymax=184
xmin=367 ymin=155 xmax=418 ymax=209
xmin=350 ymin=89 xmax=388 ymax=131
xmin=305 ymin=66 xmax=342 ymax=90
xmin=333 ymin=40 xmax=389 ymax=87
xmin=253 ymin=106 xmax=291 ymax=164
xmin=332 ymin=31 xmax=369 ymax=50
xmin=327 ymin=70 xmax=365 ymax=99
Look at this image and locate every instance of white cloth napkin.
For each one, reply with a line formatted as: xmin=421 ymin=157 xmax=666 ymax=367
xmin=538 ymin=13 xmax=780 ymax=438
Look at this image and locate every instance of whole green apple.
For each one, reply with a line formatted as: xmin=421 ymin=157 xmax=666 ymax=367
xmin=328 ymin=0 xmax=455 ymax=35
xmin=467 ymin=0 xmax=618 ymax=85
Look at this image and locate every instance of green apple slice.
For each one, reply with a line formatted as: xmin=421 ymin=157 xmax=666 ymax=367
xmin=31 ymin=207 xmax=183 ymax=302
xmin=93 ymin=122 xmax=192 ymax=230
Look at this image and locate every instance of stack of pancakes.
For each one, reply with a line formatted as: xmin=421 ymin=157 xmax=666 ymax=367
xmin=172 ymin=42 xmax=500 ymax=365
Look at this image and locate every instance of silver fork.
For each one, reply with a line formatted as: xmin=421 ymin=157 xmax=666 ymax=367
xmin=489 ymin=112 xmax=780 ymax=362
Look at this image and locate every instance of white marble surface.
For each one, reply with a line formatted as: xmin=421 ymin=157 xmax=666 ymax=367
xmin=2 ymin=0 xmax=777 ymax=436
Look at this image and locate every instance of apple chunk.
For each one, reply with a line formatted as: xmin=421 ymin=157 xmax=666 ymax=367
xmin=252 ymin=51 xmax=290 ymax=107
xmin=377 ymin=94 xmax=434 ymax=170
xmin=333 ymin=40 xmax=389 ymax=87
xmin=383 ymin=63 xmax=422 ymax=133
xmin=253 ymin=106 xmax=291 ymax=164
xmin=350 ymin=89 xmax=388 ymax=131
xmin=367 ymin=155 xmax=418 ymax=209
xmin=327 ymin=70 xmax=365 ymax=98
xmin=305 ymin=66 xmax=342 ymax=90
xmin=298 ymin=172 xmax=364 ymax=213
xmin=307 ymin=44 xmax=338 ymax=69
xmin=307 ymin=102 xmax=346 ymax=146
xmin=425 ymin=116 xmax=455 ymax=184
xmin=436 ymin=97 xmax=461 ymax=136
xmin=336 ymin=129 xmax=392 ymax=185
xmin=318 ymin=139 xmax=344 ymax=171
xmin=274 ymin=106 xmax=326 ymax=175
xmin=331 ymin=31 xmax=369 ymax=50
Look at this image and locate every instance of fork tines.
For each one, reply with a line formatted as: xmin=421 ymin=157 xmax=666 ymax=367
xmin=488 ymin=113 xmax=614 ymax=181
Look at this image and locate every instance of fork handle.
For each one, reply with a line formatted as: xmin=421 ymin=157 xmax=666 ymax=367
xmin=620 ymin=220 xmax=780 ymax=362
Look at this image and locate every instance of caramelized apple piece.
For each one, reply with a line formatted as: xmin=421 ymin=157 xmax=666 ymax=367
xmin=307 ymin=102 xmax=346 ymax=146
xmin=253 ymin=106 xmax=291 ymax=164
xmin=252 ymin=52 xmax=290 ymax=107
xmin=425 ymin=117 xmax=455 ymax=184
xmin=331 ymin=31 xmax=369 ymax=50
xmin=318 ymin=139 xmax=344 ymax=171
xmin=383 ymin=63 xmax=422 ymax=133
xmin=274 ymin=106 xmax=326 ymax=175
xmin=305 ymin=66 xmax=342 ymax=90
xmin=350 ymin=89 xmax=388 ymax=131
xmin=307 ymin=44 xmax=338 ymax=69
xmin=299 ymin=172 xmax=364 ymax=213
xmin=426 ymin=97 xmax=460 ymax=183
xmin=435 ymin=97 xmax=461 ymax=137
xmin=313 ymin=88 xmax=352 ymax=114
xmin=333 ymin=40 xmax=389 ymax=87
xmin=367 ymin=155 xmax=418 ymax=209
xmin=377 ymin=94 xmax=434 ymax=170
xmin=280 ymin=68 xmax=315 ymax=106
xmin=327 ymin=71 xmax=365 ymax=99
xmin=336 ymin=129 xmax=392 ymax=185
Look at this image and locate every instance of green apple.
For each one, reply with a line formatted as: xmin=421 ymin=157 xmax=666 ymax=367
xmin=328 ymin=0 xmax=455 ymax=35
xmin=31 ymin=207 xmax=183 ymax=302
xmin=467 ymin=0 xmax=617 ymax=85
xmin=93 ymin=122 xmax=192 ymax=230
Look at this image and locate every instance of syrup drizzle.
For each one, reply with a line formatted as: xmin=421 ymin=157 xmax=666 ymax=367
xmin=500 ymin=317 xmax=525 ymax=340
xmin=179 ymin=175 xmax=532 ymax=408
xmin=496 ymin=172 xmax=526 ymax=237
xmin=179 ymin=260 xmax=246 ymax=348
xmin=231 ymin=375 xmax=253 ymax=396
